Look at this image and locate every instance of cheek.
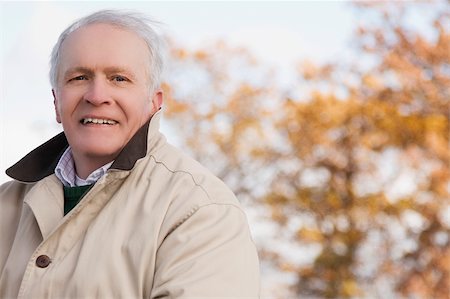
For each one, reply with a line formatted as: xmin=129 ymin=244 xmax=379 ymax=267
xmin=132 ymin=100 xmax=153 ymax=124
xmin=135 ymin=92 xmax=153 ymax=113
xmin=57 ymin=90 xmax=80 ymax=109
xmin=132 ymin=103 xmax=151 ymax=119
xmin=54 ymin=93 xmax=78 ymax=122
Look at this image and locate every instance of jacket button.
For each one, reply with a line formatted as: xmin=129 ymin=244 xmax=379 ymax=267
xmin=36 ymin=255 xmax=51 ymax=268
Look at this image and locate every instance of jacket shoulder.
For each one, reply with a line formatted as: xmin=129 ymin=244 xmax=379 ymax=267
xmin=149 ymin=143 xmax=239 ymax=207
xmin=0 ymin=180 xmax=33 ymax=205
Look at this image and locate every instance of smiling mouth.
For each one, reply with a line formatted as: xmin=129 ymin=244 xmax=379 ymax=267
xmin=81 ymin=118 xmax=118 ymax=125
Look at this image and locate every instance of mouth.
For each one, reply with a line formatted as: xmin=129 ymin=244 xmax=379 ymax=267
xmin=80 ymin=117 xmax=118 ymax=125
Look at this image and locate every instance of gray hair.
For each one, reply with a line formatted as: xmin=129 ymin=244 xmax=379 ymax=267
xmin=49 ymin=10 xmax=165 ymax=93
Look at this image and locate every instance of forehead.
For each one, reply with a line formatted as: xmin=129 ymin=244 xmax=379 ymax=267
xmin=58 ymin=23 xmax=149 ymax=77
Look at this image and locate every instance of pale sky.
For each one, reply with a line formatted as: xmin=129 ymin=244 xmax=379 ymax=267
xmin=0 ymin=1 xmax=355 ymax=183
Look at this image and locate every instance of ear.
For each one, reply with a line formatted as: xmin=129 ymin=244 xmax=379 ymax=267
xmin=151 ymin=89 xmax=163 ymax=114
xmin=52 ymin=89 xmax=62 ymax=123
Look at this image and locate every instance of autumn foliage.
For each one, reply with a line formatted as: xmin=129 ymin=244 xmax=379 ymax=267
xmin=163 ymin=3 xmax=449 ymax=298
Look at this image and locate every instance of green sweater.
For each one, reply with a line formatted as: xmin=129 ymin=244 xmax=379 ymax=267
xmin=63 ymin=185 xmax=93 ymax=215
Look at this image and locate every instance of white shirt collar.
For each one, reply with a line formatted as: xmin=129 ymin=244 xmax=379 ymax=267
xmin=55 ymin=147 xmax=113 ymax=187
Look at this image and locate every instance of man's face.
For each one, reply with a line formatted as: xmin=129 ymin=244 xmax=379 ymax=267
xmin=53 ymin=23 xmax=162 ymax=174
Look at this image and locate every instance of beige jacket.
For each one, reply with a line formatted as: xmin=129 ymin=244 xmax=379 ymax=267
xmin=0 ymin=111 xmax=260 ymax=298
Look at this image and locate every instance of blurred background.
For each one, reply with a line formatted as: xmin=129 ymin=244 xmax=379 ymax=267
xmin=1 ymin=1 xmax=449 ymax=298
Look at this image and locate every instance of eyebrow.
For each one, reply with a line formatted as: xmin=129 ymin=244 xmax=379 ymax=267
xmin=63 ymin=67 xmax=93 ymax=80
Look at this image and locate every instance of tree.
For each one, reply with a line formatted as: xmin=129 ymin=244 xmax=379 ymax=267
xmin=163 ymin=2 xmax=449 ymax=298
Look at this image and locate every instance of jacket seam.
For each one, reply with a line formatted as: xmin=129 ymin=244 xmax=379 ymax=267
xmin=148 ymin=155 xmax=213 ymax=202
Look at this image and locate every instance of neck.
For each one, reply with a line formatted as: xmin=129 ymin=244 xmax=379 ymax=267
xmin=72 ymin=153 xmax=115 ymax=179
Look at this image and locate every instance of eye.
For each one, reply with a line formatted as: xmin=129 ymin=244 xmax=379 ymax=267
xmin=112 ymin=75 xmax=128 ymax=82
xmin=69 ymin=75 xmax=88 ymax=81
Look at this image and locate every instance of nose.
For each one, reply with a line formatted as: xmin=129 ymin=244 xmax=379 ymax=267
xmin=83 ymin=78 xmax=112 ymax=106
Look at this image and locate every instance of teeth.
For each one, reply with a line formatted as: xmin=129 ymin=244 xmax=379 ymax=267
xmin=82 ymin=118 xmax=117 ymax=125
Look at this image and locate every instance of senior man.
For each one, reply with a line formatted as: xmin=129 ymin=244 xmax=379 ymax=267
xmin=0 ymin=10 xmax=260 ymax=298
